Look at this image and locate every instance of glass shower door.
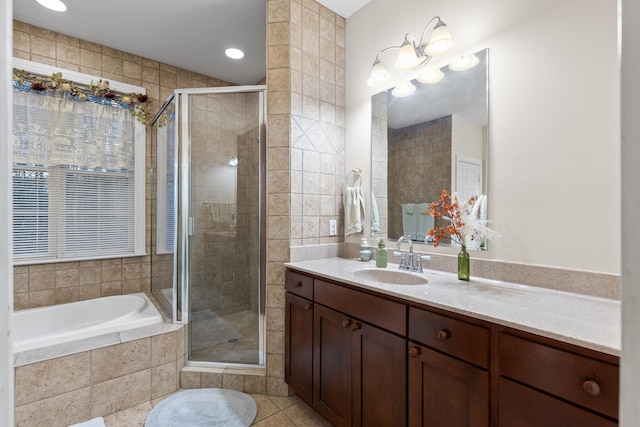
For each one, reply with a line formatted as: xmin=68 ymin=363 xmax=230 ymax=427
xmin=184 ymin=89 xmax=264 ymax=366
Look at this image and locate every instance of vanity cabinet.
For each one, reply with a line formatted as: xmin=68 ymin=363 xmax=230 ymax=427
xmin=408 ymin=307 xmax=490 ymax=427
xmin=284 ymin=268 xmax=620 ymax=427
xmin=498 ymin=331 xmax=619 ymax=427
xmin=285 ymin=271 xmax=407 ymax=427
xmin=284 ymin=271 xmax=314 ymax=404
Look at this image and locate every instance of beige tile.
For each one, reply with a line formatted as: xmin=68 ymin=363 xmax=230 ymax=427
xmin=102 ymin=264 xmax=122 ymax=282
xmin=15 ymin=386 xmax=91 ymax=427
xmin=30 ymin=35 xmax=55 ymax=58
xmin=55 ymin=268 xmax=79 ymax=288
xmin=200 ymin=372 xmax=223 ymax=388
xmin=252 ymin=411 xmax=296 ymax=426
xmin=28 ymin=270 xmax=55 ymax=291
xmin=251 ymin=394 xmax=281 ymax=423
xmin=266 ymin=375 xmax=289 ymax=396
xmin=15 ymin=352 xmax=91 ymax=406
xmin=151 ymin=362 xmax=177 ymax=399
xmin=151 ymin=331 xmax=176 ymax=366
xmin=56 ymin=43 xmax=79 ymax=65
xmin=55 ymin=286 xmax=79 ymax=304
xmin=91 ymin=369 xmax=151 ymax=417
xmin=91 ymin=338 xmax=151 ymax=384
xmin=283 ymin=400 xmax=333 ymax=426
xmin=222 ymin=373 xmax=245 ymax=391
xmin=28 ymin=289 xmax=54 ymax=307
xmin=244 ymin=375 xmax=267 ymax=394
xmin=180 ymin=370 xmax=201 ymax=388
xmin=104 ymin=401 xmax=151 ymax=427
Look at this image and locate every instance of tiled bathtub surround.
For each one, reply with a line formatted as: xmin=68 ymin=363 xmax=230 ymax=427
xmin=14 ymin=324 xmax=184 ymax=427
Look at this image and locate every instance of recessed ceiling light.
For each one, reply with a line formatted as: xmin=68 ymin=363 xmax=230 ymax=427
xmin=36 ymin=0 xmax=67 ymax=12
xmin=225 ymin=48 xmax=245 ymax=60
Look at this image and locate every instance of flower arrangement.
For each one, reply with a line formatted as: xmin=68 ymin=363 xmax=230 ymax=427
xmin=425 ymin=189 xmax=499 ymax=248
xmin=12 ymin=69 xmax=151 ymax=124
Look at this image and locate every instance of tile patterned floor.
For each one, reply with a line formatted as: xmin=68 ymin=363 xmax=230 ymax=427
xmin=103 ymin=392 xmax=332 ymax=426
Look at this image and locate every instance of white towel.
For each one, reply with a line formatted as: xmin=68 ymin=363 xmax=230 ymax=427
xmin=370 ymin=191 xmax=380 ymax=233
xmin=344 ymin=186 xmax=365 ymax=236
xmin=401 ymin=203 xmax=416 ymax=239
xmin=68 ymin=417 xmax=106 ymax=427
xmin=415 ymin=203 xmax=434 ymax=241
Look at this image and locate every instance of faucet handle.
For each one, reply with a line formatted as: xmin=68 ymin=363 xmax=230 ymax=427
xmin=393 ymin=251 xmax=407 ymax=269
xmin=416 ymin=255 xmax=432 ymax=273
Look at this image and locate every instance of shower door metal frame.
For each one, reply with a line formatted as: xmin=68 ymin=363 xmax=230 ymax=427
xmin=175 ymin=85 xmax=267 ymax=369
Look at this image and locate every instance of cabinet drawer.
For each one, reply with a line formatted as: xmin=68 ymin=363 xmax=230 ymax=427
xmin=499 ymin=333 xmax=619 ymax=420
xmin=285 ymin=270 xmax=314 ymax=299
xmin=314 ymin=279 xmax=406 ymax=335
xmin=408 ymin=307 xmax=489 ymax=369
xmin=498 ymin=378 xmax=617 ymax=427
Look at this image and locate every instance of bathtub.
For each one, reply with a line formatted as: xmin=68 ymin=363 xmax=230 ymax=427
xmin=13 ymin=293 xmax=164 ymax=353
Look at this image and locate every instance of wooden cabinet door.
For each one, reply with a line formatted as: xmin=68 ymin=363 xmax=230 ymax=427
xmin=351 ymin=319 xmax=407 ymax=427
xmin=408 ymin=342 xmax=489 ymax=427
xmin=313 ymin=304 xmax=353 ymax=427
xmin=498 ymin=378 xmax=617 ymax=427
xmin=285 ymin=292 xmax=314 ymax=405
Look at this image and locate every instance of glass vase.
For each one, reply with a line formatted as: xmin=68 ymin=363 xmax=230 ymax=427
xmin=458 ymin=245 xmax=470 ymax=281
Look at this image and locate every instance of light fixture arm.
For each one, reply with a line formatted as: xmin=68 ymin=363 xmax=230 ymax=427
xmin=417 ymin=16 xmax=444 ymax=52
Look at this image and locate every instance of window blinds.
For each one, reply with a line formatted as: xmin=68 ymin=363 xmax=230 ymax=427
xmin=12 ymin=85 xmax=140 ymax=263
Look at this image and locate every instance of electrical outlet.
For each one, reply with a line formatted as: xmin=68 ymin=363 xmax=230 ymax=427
xmin=329 ymin=219 xmax=337 ymax=236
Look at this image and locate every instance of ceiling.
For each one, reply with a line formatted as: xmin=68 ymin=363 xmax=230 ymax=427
xmin=14 ymin=0 xmax=370 ymax=86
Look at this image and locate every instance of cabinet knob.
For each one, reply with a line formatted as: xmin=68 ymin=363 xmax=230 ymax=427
xmin=408 ymin=347 xmax=421 ymax=358
xmin=351 ymin=322 xmax=361 ymax=331
xmin=304 ymin=303 xmax=311 ymax=311
xmin=342 ymin=320 xmax=351 ymax=328
xmin=295 ymin=280 xmax=303 ymax=288
xmin=582 ymin=380 xmax=602 ymax=396
xmin=436 ymin=329 xmax=450 ymax=341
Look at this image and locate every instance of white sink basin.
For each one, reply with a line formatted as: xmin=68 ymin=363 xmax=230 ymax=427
xmin=351 ymin=268 xmax=429 ymax=285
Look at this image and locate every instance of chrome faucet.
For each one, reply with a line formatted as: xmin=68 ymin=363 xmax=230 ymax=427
xmin=395 ymin=235 xmax=414 ymax=271
xmin=395 ymin=235 xmax=431 ymax=272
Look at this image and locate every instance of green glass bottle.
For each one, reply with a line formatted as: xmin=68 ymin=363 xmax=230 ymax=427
xmin=376 ymin=239 xmax=387 ymax=268
xmin=458 ymin=244 xmax=470 ymax=281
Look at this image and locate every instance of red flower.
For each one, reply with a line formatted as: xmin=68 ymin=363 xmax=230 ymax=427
xmin=103 ymin=92 xmax=117 ymax=100
xmin=137 ymin=94 xmax=148 ymax=103
xmin=31 ymin=82 xmax=47 ymax=91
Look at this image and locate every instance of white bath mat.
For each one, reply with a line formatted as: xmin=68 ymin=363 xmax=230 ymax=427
xmin=145 ymin=388 xmax=257 ymax=427
xmin=68 ymin=417 xmax=105 ymax=427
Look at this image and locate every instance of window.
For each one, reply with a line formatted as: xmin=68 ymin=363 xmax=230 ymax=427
xmin=11 ymin=60 xmax=146 ymax=264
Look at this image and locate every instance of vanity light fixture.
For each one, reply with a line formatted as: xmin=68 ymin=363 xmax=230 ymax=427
xmin=225 ymin=48 xmax=245 ymax=60
xmin=36 ymin=0 xmax=67 ymax=12
xmin=416 ymin=67 xmax=445 ymax=84
xmin=366 ymin=16 xmax=454 ymax=88
xmin=391 ymin=81 xmax=417 ymax=98
xmin=449 ymin=54 xmax=480 ymax=71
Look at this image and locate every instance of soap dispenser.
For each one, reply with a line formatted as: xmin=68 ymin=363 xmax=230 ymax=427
xmin=359 ymin=238 xmax=372 ymax=262
xmin=376 ymin=238 xmax=387 ymax=268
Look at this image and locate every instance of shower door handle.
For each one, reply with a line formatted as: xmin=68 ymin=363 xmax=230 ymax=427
xmin=188 ymin=217 xmax=195 ymax=236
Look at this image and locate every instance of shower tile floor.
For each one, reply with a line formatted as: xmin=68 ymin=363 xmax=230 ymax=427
xmin=190 ymin=309 xmax=260 ymax=364
xmin=103 ymin=392 xmax=332 ymax=426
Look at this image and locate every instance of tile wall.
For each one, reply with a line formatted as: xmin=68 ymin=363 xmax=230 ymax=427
xmin=265 ymin=0 xmax=346 ymax=396
xmin=388 ymin=116 xmax=452 ymax=238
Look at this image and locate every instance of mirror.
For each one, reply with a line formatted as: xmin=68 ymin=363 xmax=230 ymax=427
xmin=371 ymin=48 xmax=489 ymax=249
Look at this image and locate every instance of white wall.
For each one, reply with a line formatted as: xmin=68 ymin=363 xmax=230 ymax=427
xmin=621 ymin=0 xmax=640 ymax=424
xmin=346 ymin=0 xmax=620 ymax=274
xmin=1 ymin=2 xmax=14 ymax=426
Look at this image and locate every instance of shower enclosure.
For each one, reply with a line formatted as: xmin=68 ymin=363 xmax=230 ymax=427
xmin=150 ymin=86 xmax=266 ymax=367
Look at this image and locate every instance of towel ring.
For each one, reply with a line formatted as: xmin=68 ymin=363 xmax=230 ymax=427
xmin=346 ymin=168 xmax=362 ymax=187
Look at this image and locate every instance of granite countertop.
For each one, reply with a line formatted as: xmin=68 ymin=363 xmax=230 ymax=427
xmin=285 ymin=257 xmax=621 ymax=356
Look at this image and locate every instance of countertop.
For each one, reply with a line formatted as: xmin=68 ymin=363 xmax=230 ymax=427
xmin=285 ymin=257 xmax=621 ymax=356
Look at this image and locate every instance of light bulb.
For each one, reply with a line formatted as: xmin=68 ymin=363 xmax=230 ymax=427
xmin=449 ymin=54 xmax=480 ymax=71
xmin=367 ymin=59 xmax=391 ymax=87
xmin=416 ymin=68 xmax=444 ymax=84
xmin=391 ymin=81 xmax=416 ymax=98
